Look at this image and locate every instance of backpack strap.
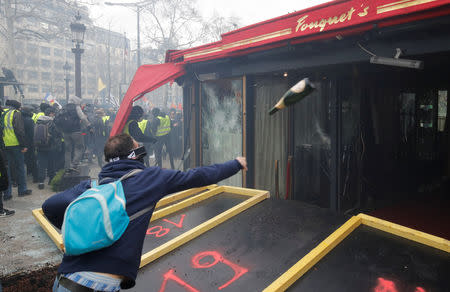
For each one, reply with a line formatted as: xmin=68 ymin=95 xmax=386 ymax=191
xmin=98 ymin=168 xmax=153 ymax=220
xmin=129 ymin=204 xmax=154 ymax=221
xmin=119 ymin=169 xmax=143 ymax=181
xmin=97 ymin=169 xmax=143 ymax=185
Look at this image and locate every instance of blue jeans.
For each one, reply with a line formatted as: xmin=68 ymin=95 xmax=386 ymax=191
xmin=37 ymin=150 xmax=55 ymax=183
xmin=4 ymin=146 xmax=27 ymax=197
xmin=52 ymin=276 xmax=71 ymax=292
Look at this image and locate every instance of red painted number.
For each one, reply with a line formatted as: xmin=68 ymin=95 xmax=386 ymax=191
xmin=146 ymin=214 xmax=186 ymax=238
xmin=146 ymin=226 xmax=169 ymax=237
xmin=163 ymin=214 xmax=186 ymax=228
xmin=159 ymin=269 xmax=199 ymax=292
xmin=191 ymin=251 xmax=248 ymax=290
xmin=374 ymin=278 xmax=427 ymax=292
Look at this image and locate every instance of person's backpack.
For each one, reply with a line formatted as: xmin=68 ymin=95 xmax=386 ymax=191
xmin=54 ymin=103 xmax=80 ymax=133
xmin=33 ymin=122 xmax=50 ymax=148
xmin=61 ymin=169 xmax=154 ymax=256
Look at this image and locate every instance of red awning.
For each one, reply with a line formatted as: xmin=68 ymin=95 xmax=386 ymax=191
xmin=110 ymin=62 xmax=185 ymax=136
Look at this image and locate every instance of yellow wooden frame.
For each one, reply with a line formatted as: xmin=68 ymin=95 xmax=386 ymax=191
xmin=263 ymin=213 xmax=450 ymax=292
xmin=32 ymin=185 xmax=217 ymax=252
xmin=33 ymin=185 xmax=269 ymax=269
xmin=140 ymin=186 xmax=268 ymax=267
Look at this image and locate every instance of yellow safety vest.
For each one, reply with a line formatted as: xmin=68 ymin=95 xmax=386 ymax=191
xmin=138 ymin=119 xmax=148 ymax=134
xmin=156 ymin=115 xmax=171 ymax=137
xmin=102 ymin=116 xmax=110 ymax=137
xmin=3 ymin=109 xmax=20 ymax=147
xmin=32 ymin=112 xmax=44 ymax=123
xmin=123 ymin=120 xmax=134 ymax=135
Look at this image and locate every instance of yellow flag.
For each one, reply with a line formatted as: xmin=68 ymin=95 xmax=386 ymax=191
xmin=98 ymin=77 xmax=106 ymax=92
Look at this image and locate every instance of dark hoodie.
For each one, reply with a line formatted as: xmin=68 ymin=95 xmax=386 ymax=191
xmin=42 ymin=158 xmax=242 ymax=289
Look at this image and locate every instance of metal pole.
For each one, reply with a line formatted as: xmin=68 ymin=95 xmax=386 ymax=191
xmin=65 ymin=77 xmax=69 ymax=104
xmin=137 ymin=6 xmax=141 ymax=68
xmin=72 ymin=44 xmax=84 ymax=98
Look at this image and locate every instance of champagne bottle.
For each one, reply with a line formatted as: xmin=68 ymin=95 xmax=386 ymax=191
xmin=269 ymin=78 xmax=315 ymax=115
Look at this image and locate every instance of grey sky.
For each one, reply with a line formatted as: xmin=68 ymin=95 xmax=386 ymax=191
xmin=90 ymin=0 xmax=329 ymax=49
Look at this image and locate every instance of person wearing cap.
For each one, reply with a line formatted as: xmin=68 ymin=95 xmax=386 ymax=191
xmin=2 ymin=100 xmax=32 ymax=200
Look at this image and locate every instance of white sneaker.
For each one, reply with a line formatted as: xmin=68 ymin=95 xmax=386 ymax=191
xmin=0 ymin=208 xmax=15 ymax=218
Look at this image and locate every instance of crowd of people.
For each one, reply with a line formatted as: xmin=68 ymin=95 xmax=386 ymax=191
xmin=0 ymin=96 xmax=183 ymax=218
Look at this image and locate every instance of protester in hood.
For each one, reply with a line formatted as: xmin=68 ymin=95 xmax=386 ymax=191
xmin=43 ymin=133 xmax=247 ymax=291
xmin=55 ymin=95 xmax=90 ymax=172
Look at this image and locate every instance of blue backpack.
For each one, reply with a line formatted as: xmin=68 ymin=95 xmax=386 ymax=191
xmin=62 ymin=169 xmax=153 ymax=256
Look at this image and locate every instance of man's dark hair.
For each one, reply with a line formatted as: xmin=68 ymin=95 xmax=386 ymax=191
xmin=104 ymin=133 xmax=134 ymax=162
xmin=40 ymin=102 xmax=51 ymax=112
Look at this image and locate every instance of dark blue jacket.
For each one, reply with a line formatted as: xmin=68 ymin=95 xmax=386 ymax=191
xmin=42 ymin=158 xmax=242 ymax=289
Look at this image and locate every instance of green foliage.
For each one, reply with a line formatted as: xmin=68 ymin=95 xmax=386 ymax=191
xmin=50 ymin=169 xmax=65 ymax=192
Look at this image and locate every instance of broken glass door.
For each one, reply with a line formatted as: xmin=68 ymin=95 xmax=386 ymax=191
xmin=200 ymin=78 xmax=243 ymax=186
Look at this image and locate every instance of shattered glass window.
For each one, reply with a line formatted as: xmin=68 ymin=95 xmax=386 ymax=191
xmin=201 ymin=78 xmax=243 ymax=187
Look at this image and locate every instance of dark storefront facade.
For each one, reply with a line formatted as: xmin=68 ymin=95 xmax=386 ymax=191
xmin=113 ymin=0 xmax=450 ymax=215
xmin=173 ymin=0 xmax=450 ymax=213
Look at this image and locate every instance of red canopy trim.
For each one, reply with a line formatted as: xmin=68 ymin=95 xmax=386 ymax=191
xmin=110 ymin=62 xmax=185 ymax=136
xmin=167 ymin=0 xmax=450 ymax=64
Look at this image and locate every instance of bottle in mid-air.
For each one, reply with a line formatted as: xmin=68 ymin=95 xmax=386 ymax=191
xmin=269 ymin=78 xmax=315 ymax=115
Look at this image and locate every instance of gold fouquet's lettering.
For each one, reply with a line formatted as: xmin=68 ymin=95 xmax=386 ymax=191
xmin=358 ymin=6 xmax=369 ymax=17
xmin=296 ymin=6 xmax=366 ymax=33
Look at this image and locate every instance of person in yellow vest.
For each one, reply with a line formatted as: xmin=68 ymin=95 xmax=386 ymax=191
xmin=137 ymin=113 xmax=154 ymax=167
xmin=123 ymin=106 xmax=156 ymax=145
xmin=2 ymin=100 xmax=32 ymax=201
xmin=151 ymin=107 xmax=174 ymax=169
xmin=32 ymin=103 xmax=50 ymax=123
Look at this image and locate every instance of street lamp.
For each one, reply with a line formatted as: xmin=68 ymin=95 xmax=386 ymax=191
xmin=70 ymin=11 xmax=86 ymax=98
xmin=105 ymin=1 xmax=143 ymax=68
xmin=63 ymin=61 xmax=71 ymax=104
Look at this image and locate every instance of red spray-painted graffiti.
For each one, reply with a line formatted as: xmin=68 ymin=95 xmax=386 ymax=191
xmin=374 ymin=278 xmax=398 ymax=292
xmin=158 ymin=250 xmax=248 ymax=291
xmin=192 ymin=251 xmax=248 ymax=290
xmin=373 ymin=278 xmax=427 ymax=292
xmin=163 ymin=214 xmax=186 ymax=228
xmin=146 ymin=214 xmax=186 ymax=238
xmin=159 ymin=269 xmax=199 ymax=292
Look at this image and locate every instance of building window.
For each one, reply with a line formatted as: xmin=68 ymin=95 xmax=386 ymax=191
xmin=41 ymin=46 xmax=51 ymax=55
xmin=16 ymin=70 xmax=24 ymax=79
xmin=41 ymin=72 xmax=51 ymax=80
xmin=41 ymin=59 xmax=51 ymax=67
xmin=54 ymin=48 xmax=63 ymax=57
xmin=53 ymin=61 xmax=64 ymax=71
xmin=28 ymin=85 xmax=39 ymax=93
xmin=28 ymin=71 xmax=38 ymax=79
xmin=27 ymin=57 xmax=39 ymax=66
xmin=27 ymin=44 xmax=38 ymax=54
xmin=41 ymin=85 xmax=51 ymax=93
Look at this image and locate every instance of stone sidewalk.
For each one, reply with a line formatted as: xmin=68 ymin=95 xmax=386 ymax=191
xmin=0 ymin=164 xmax=102 ymax=278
